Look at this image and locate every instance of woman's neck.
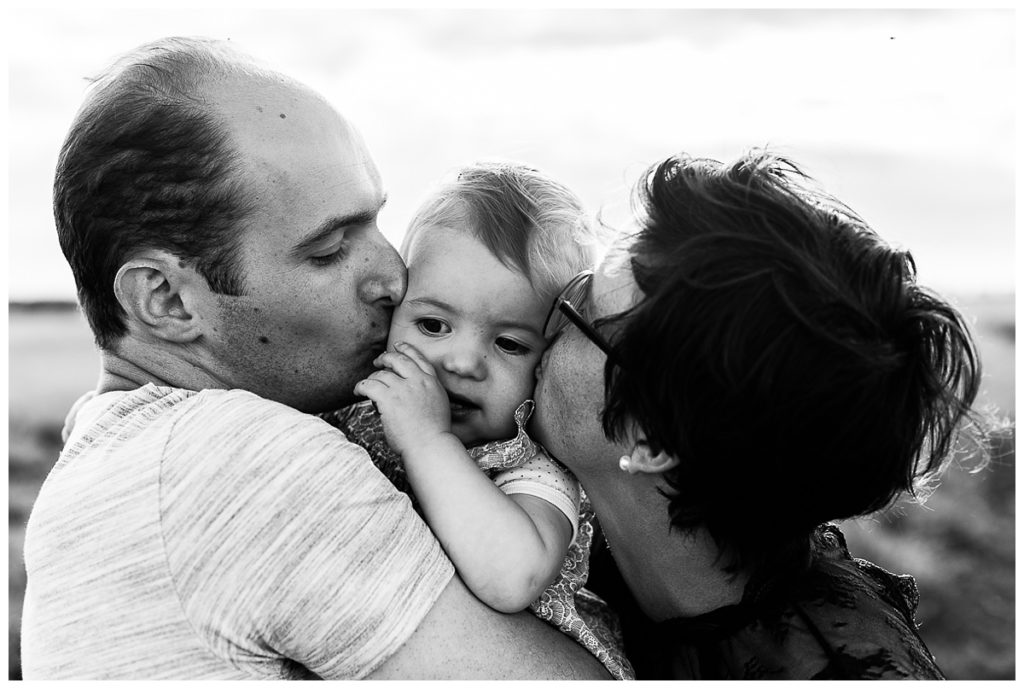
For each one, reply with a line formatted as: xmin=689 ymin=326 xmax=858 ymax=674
xmin=586 ymin=475 xmax=749 ymax=622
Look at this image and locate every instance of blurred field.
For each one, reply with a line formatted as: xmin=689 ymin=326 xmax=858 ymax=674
xmin=7 ymin=295 xmax=1015 ymax=679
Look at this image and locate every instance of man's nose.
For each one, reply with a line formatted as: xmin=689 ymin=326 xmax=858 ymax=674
xmin=359 ymin=234 xmax=407 ymax=307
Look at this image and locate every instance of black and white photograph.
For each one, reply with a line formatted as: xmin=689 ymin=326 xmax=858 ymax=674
xmin=7 ymin=5 xmax=1015 ymax=681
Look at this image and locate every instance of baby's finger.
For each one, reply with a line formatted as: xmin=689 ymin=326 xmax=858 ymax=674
xmin=375 ymin=349 xmax=435 ymax=379
xmin=392 ymin=342 xmax=437 ymax=376
xmin=352 ymin=378 xmax=378 ymax=399
xmin=356 ymin=369 xmax=400 ymax=393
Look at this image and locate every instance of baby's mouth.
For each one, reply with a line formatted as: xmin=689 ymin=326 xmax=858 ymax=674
xmin=446 ymin=391 xmax=480 ymax=419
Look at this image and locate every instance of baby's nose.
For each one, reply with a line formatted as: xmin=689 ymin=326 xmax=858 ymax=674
xmin=442 ymin=345 xmax=486 ymax=380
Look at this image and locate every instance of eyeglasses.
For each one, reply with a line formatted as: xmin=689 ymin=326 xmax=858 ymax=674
xmin=543 ymin=270 xmax=623 ymax=366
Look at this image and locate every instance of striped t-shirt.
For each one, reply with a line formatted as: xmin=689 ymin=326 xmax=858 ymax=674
xmin=21 ymin=384 xmax=453 ymax=679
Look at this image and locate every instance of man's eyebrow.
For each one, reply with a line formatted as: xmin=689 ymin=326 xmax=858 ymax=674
xmin=292 ymin=196 xmax=387 ymax=256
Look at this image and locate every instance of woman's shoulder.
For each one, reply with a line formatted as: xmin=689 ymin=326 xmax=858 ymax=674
xmin=644 ymin=523 xmax=943 ymax=679
xmin=787 ymin=525 xmax=943 ymax=679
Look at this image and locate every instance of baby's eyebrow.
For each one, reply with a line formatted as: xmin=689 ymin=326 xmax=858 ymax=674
xmin=404 ymin=296 xmax=453 ymax=311
xmin=405 ymin=297 xmax=542 ymax=336
xmin=492 ymin=317 xmax=543 ymax=336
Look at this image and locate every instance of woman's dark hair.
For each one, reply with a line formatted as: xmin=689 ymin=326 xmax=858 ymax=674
xmin=601 ymin=150 xmax=981 ymax=572
xmin=54 ymin=37 xmax=259 ymax=350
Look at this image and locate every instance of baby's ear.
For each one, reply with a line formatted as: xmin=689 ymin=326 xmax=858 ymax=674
xmin=113 ymin=251 xmax=204 ymax=344
xmin=620 ymin=441 xmax=679 ymax=475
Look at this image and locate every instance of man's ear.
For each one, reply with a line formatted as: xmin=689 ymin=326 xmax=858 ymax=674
xmin=113 ymin=252 xmax=204 ymax=344
xmin=619 ymin=440 xmax=680 ymax=475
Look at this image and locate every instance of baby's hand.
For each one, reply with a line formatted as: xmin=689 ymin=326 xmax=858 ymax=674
xmin=353 ymin=342 xmax=453 ymax=457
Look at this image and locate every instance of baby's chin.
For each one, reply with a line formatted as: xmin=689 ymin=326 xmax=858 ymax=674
xmin=452 ymin=419 xmax=517 ymax=448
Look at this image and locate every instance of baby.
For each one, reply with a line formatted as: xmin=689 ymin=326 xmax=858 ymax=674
xmin=325 ymin=162 xmax=632 ymax=679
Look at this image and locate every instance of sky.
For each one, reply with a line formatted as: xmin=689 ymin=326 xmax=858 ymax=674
xmin=5 ymin=6 xmax=1016 ymax=301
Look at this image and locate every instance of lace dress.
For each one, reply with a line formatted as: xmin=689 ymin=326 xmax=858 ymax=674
xmin=322 ymin=400 xmax=635 ymax=680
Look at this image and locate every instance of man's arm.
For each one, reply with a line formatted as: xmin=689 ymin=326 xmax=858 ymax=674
xmin=367 ymin=574 xmax=610 ymax=680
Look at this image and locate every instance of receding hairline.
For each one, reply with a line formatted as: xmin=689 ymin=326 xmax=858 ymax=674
xmin=84 ymin=36 xmax=322 ymax=116
xmin=87 ymin=37 xmax=350 ymax=191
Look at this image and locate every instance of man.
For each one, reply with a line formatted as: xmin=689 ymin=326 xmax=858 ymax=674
xmin=21 ymin=37 xmax=607 ymax=680
xmin=531 ymin=150 xmax=980 ymax=679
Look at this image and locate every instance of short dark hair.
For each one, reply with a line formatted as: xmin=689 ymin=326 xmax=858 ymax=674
xmin=54 ymin=37 xmax=259 ymax=350
xmin=601 ymin=150 xmax=981 ymax=572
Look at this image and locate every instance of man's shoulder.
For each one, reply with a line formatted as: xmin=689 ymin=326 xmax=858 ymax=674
xmin=113 ymin=384 xmax=334 ymax=434
xmin=71 ymin=384 xmax=294 ymax=423
xmin=156 ymin=389 xmax=400 ymax=524
xmin=200 ymin=389 xmax=308 ymax=424
xmin=163 ymin=387 xmax=363 ymax=458
xmin=74 ymin=384 xmax=364 ymax=468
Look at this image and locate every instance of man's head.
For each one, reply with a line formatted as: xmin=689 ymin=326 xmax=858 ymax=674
xmin=54 ymin=37 xmax=259 ymax=350
xmin=55 ymin=37 xmax=404 ymax=412
xmin=536 ymin=149 xmax=981 ymax=571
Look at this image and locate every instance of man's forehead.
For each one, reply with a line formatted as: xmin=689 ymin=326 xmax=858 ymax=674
xmin=209 ymin=76 xmax=375 ymax=182
xmin=207 ymin=73 xmax=348 ymax=144
xmin=204 ymin=69 xmax=309 ymax=104
xmin=199 ymin=73 xmax=385 ymax=263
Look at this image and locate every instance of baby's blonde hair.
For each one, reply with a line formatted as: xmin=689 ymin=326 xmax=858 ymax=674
xmin=402 ymin=161 xmax=601 ymax=305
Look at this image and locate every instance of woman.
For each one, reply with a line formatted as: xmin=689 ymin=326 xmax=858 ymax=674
xmin=531 ymin=149 xmax=981 ymax=679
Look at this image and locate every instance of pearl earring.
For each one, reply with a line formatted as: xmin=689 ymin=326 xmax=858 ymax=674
xmin=618 ymin=455 xmax=632 ymax=473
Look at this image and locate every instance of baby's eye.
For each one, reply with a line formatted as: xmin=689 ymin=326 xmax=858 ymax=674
xmin=417 ymin=318 xmax=451 ymax=336
xmin=496 ymin=337 xmax=531 ymax=356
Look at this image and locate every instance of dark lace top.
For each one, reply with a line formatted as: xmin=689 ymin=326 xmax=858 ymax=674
xmin=591 ymin=524 xmax=944 ymax=680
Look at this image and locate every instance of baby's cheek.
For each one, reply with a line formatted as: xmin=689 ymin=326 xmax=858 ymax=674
xmin=525 ymin=352 xmax=546 ymax=393
xmin=389 ymin=328 xmax=446 ymax=374
xmin=510 ymin=356 xmax=543 ymax=402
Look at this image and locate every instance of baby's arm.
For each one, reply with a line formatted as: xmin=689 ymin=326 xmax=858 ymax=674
xmin=354 ymin=343 xmax=572 ymax=613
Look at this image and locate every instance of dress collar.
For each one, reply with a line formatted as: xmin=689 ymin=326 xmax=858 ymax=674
xmin=469 ymin=400 xmax=539 ymax=471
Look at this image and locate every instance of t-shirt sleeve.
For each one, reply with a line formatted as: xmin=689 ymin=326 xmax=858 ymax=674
xmin=160 ymin=391 xmax=454 ymax=679
xmin=492 ymin=451 xmax=581 ymax=541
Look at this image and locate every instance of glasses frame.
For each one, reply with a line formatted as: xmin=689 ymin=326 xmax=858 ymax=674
xmin=544 ymin=270 xmax=624 ymax=367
